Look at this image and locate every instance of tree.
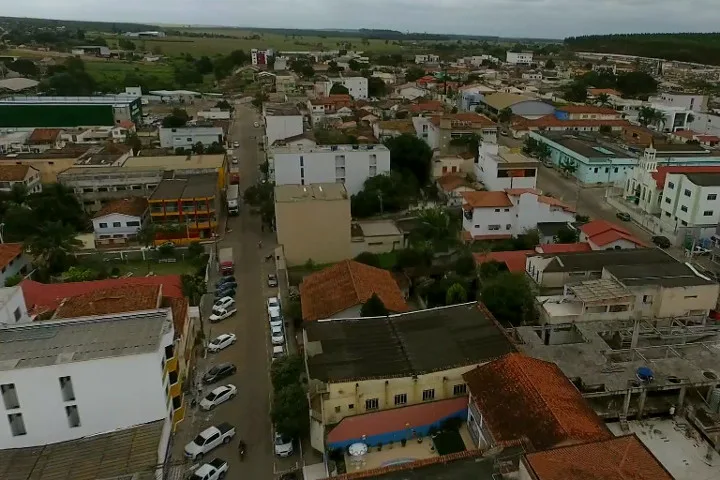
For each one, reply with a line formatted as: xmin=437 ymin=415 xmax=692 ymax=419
xmin=523 ymin=137 xmax=539 ymax=156
xmin=354 ymin=252 xmax=381 ymax=268
xmin=4 ymin=274 xmax=22 ymax=287
xmin=195 ymin=56 xmax=214 ymax=75
xmin=251 ymin=91 xmax=269 ymax=108
xmin=638 ymin=106 xmax=665 ymax=129
xmin=283 ymin=297 xmax=303 ymax=327
xmin=329 ymin=83 xmax=349 ymax=95
xmin=367 ymin=76 xmax=387 ymax=97
xmin=596 ymin=93 xmax=610 ymax=106
xmin=481 ymin=272 xmax=536 ymax=326
xmin=9 ymin=183 xmax=28 ymax=206
xmin=173 ymin=63 xmax=203 ymax=86
xmin=63 ymin=266 xmax=97 ymax=282
xmin=348 ymin=59 xmax=361 ymax=71
xmin=384 ymin=133 xmax=433 ymax=186
xmin=498 ymin=107 xmax=513 ymax=124
xmin=564 ymin=81 xmax=588 ymax=103
xmin=187 ymin=241 xmax=205 ymax=260
xmin=192 ymin=142 xmax=205 ymax=154
xmin=162 ymin=108 xmax=189 ymax=128
xmin=361 ymin=293 xmax=389 ymax=317
xmin=25 ymin=221 xmax=82 ymax=274
xmin=410 ymin=207 xmax=460 ymax=253
xmin=125 ymin=133 xmax=142 ymax=155
xmin=271 ymin=383 xmax=309 ymax=439
xmin=271 ymin=355 xmax=305 ymax=391
xmin=180 ymin=274 xmax=206 ymax=306
xmin=136 ymin=223 xmax=157 ymax=248
xmin=8 ymin=59 xmax=38 ymax=77
xmin=351 ymin=171 xmax=416 ymax=217
xmin=478 ymin=260 xmax=506 ymax=280
xmin=405 ymin=66 xmax=426 ymax=82
xmin=544 ymin=59 xmax=556 ymax=70
xmin=616 ymin=71 xmax=658 ymax=98
xmin=535 ymin=143 xmax=551 ymax=162
xmin=555 ymin=225 xmax=579 ymax=243
xmin=559 ymin=158 xmax=578 ymax=177
xmin=446 ymin=283 xmax=468 ymax=305
xmin=454 ymin=252 xmax=476 ymax=276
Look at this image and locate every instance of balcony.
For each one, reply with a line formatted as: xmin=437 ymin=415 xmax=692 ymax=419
xmin=172 ymin=395 xmax=185 ymax=429
xmin=165 ymin=356 xmax=178 ymax=374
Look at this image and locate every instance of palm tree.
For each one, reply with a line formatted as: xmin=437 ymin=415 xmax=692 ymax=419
xmin=559 ymin=159 xmax=578 ymax=177
xmin=596 ymin=93 xmax=610 ymax=107
xmin=498 ymin=107 xmax=513 ymax=124
xmin=410 ymin=207 xmax=460 ymax=253
xmin=535 ymin=143 xmax=552 ymax=163
xmin=638 ymin=106 xmax=666 ymax=130
xmin=25 ymin=221 xmax=82 ymax=274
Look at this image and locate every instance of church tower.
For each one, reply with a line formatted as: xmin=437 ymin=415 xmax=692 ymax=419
xmin=642 ymin=140 xmax=657 ymax=172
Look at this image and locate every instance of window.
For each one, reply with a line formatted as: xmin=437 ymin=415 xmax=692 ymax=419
xmin=488 ymin=225 xmax=501 ymax=231
xmin=422 ymin=389 xmax=435 ymax=401
xmin=13 ymin=308 xmax=20 ymax=322
xmin=7 ymin=413 xmax=26 ymax=436
xmin=453 ymin=384 xmax=467 ymax=396
xmin=299 ymin=156 xmax=304 ymax=167
xmin=186 ymin=137 xmax=192 ymax=142
xmin=494 ymin=209 xmax=500 ymax=213
xmin=668 ymin=182 xmax=675 ymax=189
xmin=126 ymin=221 xmax=140 ymax=227
xmin=394 ymin=393 xmax=407 ymax=406
xmin=1 ymin=384 xmax=19 ymax=410
xmin=681 ymin=220 xmax=688 ymax=226
xmin=704 ymin=210 xmax=714 ymax=216
xmin=642 ymin=295 xmax=652 ymax=304
xmin=684 ymin=189 xmax=692 ymax=197
xmin=369 ymin=166 xmax=377 ymax=176
xmin=506 ymin=224 xmax=512 ymax=230
xmin=365 ymin=398 xmax=379 ymax=410
xmin=334 ymin=406 xmax=341 ymax=413
xmin=665 ymin=197 xmax=671 ymax=204
xmin=504 ymin=208 xmax=510 ymax=212
xmin=604 ymin=167 xmax=609 ymax=173
xmin=593 ymin=167 xmax=598 ymax=173
xmin=65 ymin=405 xmax=81 ymax=428
xmin=664 ymin=212 xmax=671 ymax=217
xmin=112 ymin=222 xmax=122 ymax=227
xmin=82 ymin=187 xmax=94 ymax=193
xmin=59 ymin=376 xmax=75 ymax=401
xmin=680 ymin=205 xmax=688 ymax=212
xmin=116 ymin=185 xmax=126 ymax=191
xmin=708 ymin=194 xmax=717 ymax=201
xmin=684 ymin=295 xmax=698 ymax=299
xmin=300 ymin=167 xmax=305 ymax=178
xmin=98 ymin=222 xmax=108 ymax=228
xmin=348 ymin=404 xmax=354 ymax=410
xmin=614 ymin=167 xmax=618 ymax=173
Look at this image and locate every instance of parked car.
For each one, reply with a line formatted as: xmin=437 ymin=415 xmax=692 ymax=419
xmin=184 ymin=423 xmax=235 ymax=461
xmin=207 ymin=333 xmax=236 ymax=353
xmin=271 ymin=325 xmax=285 ymax=346
xmin=233 ymin=141 xmax=239 ymax=148
xmin=209 ymin=306 xmax=237 ymax=323
xmin=215 ymin=276 xmax=236 ymax=288
xmin=203 ymin=363 xmax=237 ymax=384
xmin=214 ymin=288 xmax=235 ymax=301
xmin=267 ymin=296 xmax=280 ymax=312
xmin=269 ymin=307 xmax=283 ymax=328
xmin=213 ymin=297 xmax=235 ymax=312
xmin=651 ymin=235 xmax=672 ymax=249
xmin=267 ymin=274 xmax=278 ymax=288
xmin=616 ymin=212 xmax=631 ymax=222
xmin=200 ymin=384 xmax=237 ymax=411
xmin=189 ymin=458 xmax=228 ymax=480
xmin=216 ymin=281 xmax=237 ymax=292
xmin=232 ymin=157 xmax=238 ymax=165
xmin=274 ymin=431 xmax=294 ymax=457
xmin=272 ymin=345 xmax=285 ymax=361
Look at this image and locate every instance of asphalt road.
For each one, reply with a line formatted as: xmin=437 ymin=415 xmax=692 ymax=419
xmin=172 ymin=104 xmax=299 ymax=479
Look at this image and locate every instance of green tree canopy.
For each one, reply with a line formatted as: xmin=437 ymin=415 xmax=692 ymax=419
xmin=446 ymin=283 xmax=468 ymax=305
xmin=162 ymin=108 xmax=190 ymax=128
xmin=384 ymin=133 xmax=433 ymax=186
xmin=354 ymin=252 xmax=381 ymax=268
xmin=361 ymin=293 xmax=389 ymax=317
xmin=271 ymin=355 xmax=305 ymax=391
xmin=555 ymin=225 xmax=579 ymax=243
xmin=329 ymin=83 xmax=349 ymax=95
xmin=271 ymin=383 xmax=310 ymax=439
xmin=481 ymin=272 xmax=536 ymax=326
xmin=25 ymin=221 xmax=83 ymax=274
xmin=405 ymin=66 xmax=426 ymax=82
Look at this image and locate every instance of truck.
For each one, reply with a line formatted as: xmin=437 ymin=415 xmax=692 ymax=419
xmin=188 ymin=458 xmax=228 ymax=480
xmin=226 ymin=184 xmax=240 ymax=216
xmin=218 ymin=247 xmax=234 ymax=276
xmin=184 ymin=423 xmax=235 ymax=461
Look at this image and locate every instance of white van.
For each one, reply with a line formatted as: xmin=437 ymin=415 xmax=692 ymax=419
xmin=272 ymin=345 xmax=285 ymax=361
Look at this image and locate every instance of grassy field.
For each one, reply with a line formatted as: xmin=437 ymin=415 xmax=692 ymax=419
xmin=84 ymin=60 xmax=175 ymax=83
xmin=103 ymin=259 xmax=198 ymax=277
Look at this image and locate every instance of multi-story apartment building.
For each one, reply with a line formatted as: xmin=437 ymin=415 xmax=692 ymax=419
xmin=263 ymin=103 xmax=305 ymax=147
xmin=417 ymin=113 xmax=497 ymax=155
xmin=269 ymin=144 xmax=390 ymax=195
xmin=415 ymin=54 xmax=440 ymax=64
xmin=318 ymin=75 xmax=368 ymax=99
xmin=660 ymin=171 xmax=720 ymax=238
xmin=475 ymin=140 xmax=538 ymax=191
xmin=649 ymin=92 xmax=708 ymax=113
xmin=158 ymin=126 xmax=225 ymax=149
xmin=505 ymin=51 xmax=534 ymax=65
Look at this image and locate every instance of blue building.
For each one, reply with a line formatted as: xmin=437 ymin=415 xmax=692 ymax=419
xmin=457 ymin=91 xmax=485 ymax=112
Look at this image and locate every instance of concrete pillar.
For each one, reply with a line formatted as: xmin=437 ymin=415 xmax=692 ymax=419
xmin=706 ymin=383 xmax=718 ymax=403
xmin=631 ymin=319 xmax=640 ymax=349
xmin=678 ymin=386 xmax=687 ymax=411
xmin=638 ymin=389 xmax=648 ymax=418
xmin=622 ymin=390 xmax=633 ymax=416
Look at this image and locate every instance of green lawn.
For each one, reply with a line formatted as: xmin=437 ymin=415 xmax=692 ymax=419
xmin=84 ymin=60 xmax=175 ymax=82
xmin=102 ymin=259 xmax=198 ymax=278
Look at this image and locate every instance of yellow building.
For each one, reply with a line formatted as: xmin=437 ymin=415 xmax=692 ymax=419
xmin=275 ymin=183 xmax=352 ymax=266
xmin=303 ymin=302 xmax=515 ymax=453
xmin=123 ymin=153 xmax=228 ymax=190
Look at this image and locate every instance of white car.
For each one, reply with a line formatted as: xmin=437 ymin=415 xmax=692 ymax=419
xmin=272 ymin=345 xmax=285 ymax=361
xmin=208 ymin=333 xmax=236 ymax=353
xmin=200 ymin=384 xmax=237 ymax=411
xmin=209 ymin=307 xmax=237 ymax=323
xmin=267 ymin=296 xmax=280 ymax=312
xmin=231 ymin=156 xmax=238 ymax=165
xmin=274 ymin=432 xmax=294 ymax=457
xmin=271 ymin=326 xmax=285 ymax=346
xmin=213 ymin=297 xmax=235 ymax=312
xmin=268 ymin=307 xmax=283 ymax=328
xmin=254 ymin=121 xmax=260 ymax=128
xmin=233 ymin=141 xmax=239 ymax=147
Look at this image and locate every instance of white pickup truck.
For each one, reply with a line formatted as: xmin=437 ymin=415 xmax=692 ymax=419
xmin=184 ymin=423 xmax=235 ymax=461
xmin=188 ymin=458 xmax=228 ymax=480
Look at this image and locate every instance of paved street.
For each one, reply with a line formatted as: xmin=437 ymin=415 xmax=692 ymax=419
xmin=172 ymin=104 xmax=299 ymax=479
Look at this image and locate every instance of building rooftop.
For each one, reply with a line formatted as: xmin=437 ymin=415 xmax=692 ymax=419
xmin=270 ymin=143 xmax=388 ymax=154
xmin=685 ymin=172 xmax=720 ymax=187
xmin=537 ymin=131 xmax=630 ymax=158
xmin=264 ymin=102 xmax=302 ymax=116
xmin=524 ymin=435 xmax=674 ymax=480
xmin=497 ymin=147 xmax=537 ymax=165
xmin=0 ymin=420 xmax=166 ymax=480
xmin=28 ymin=128 xmax=62 ymax=145
xmin=274 ymin=183 xmax=348 ymax=202
xmin=651 ymin=165 xmax=720 ymax=189
xmin=580 ymin=219 xmax=645 ymax=248
xmin=53 ymin=284 xmax=161 ymax=319
xmin=148 ymin=174 xmax=217 ymax=200
xmin=123 ymin=154 xmax=225 ymax=170
xmin=0 ymin=164 xmax=32 ymax=181
xmin=0 ymin=243 xmax=23 ymax=271
xmin=354 ymin=220 xmax=402 ymax=238
xmin=474 ymin=250 xmax=535 ymax=273
xmin=482 ymin=92 xmax=537 ymax=110
xmin=436 ymin=173 xmax=471 ymax=192
xmin=566 ymin=278 xmax=633 ymax=303
xmin=93 ymin=197 xmax=148 ymax=218
xmin=0 ymin=145 xmax=91 ymax=160
xmin=534 ymin=247 xmax=674 ymax=273
xmin=463 ymin=353 xmax=611 ymax=451
xmin=605 ymin=262 xmax=716 ymax=288
xmin=0 ymin=310 xmax=171 ymax=370
xmin=304 ymin=303 xmax=515 ymax=382
xmin=461 ymin=191 xmax=513 ymax=209
xmin=376 ymin=119 xmax=415 ymax=133
xmin=536 ymin=242 xmax=592 ymax=254
xmin=0 ymin=94 xmax=139 ymax=105
xmin=300 ymin=260 xmax=409 ymax=322
xmin=557 ymin=105 xmax=620 ymax=115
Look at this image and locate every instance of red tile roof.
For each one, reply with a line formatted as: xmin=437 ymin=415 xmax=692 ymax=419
xmin=53 ymin=284 xmax=161 ymax=319
xmin=326 ymin=397 xmax=467 ymax=445
xmin=118 ymin=120 xmax=135 ymax=129
xmin=436 ymin=173 xmax=470 ymax=192
xmin=697 ymin=134 xmax=720 ymax=143
xmin=93 ymin=197 xmax=148 ymax=219
xmin=515 ymin=115 xmax=629 ymax=129
xmin=28 ymin=128 xmax=62 ymax=145
xmin=300 ymin=260 xmax=409 ymax=321
xmin=651 ymin=165 xmax=720 ymax=189
xmin=0 ymin=243 xmax=23 ymax=270
xmin=580 ymin=220 xmax=644 ymax=247
xmin=0 ymin=165 xmax=31 ymax=182
xmin=557 ymin=105 xmax=620 ymax=115
xmin=461 ymin=191 xmax=513 ymax=208
xmin=409 ymin=100 xmax=444 ymax=113
xmin=505 ymin=188 xmax=540 ymax=196
xmin=473 ymin=250 xmax=534 ymax=273
xmin=587 ymin=88 xmax=621 ymax=97
xmin=463 ymin=353 xmax=612 ymax=451
xmin=431 ymin=112 xmax=496 ymax=128
xmin=537 ymin=195 xmax=576 ymax=213
xmin=537 ymin=242 xmax=592 ymax=254
xmin=524 ymin=435 xmax=674 ymax=480
xmin=21 ymin=276 xmax=183 ymax=316
xmin=672 ymin=129 xmax=696 ymax=139
xmin=580 ymin=219 xmax=630 ymax=238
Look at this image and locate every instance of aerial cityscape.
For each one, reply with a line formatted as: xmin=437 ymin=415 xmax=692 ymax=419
xmin=1 ymin=10 xmax=720 ymax=480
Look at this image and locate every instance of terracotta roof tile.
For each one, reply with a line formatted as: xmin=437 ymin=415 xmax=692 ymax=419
xmin=525 ymin=435 xmax=674 ymax=480
xmin=558 ymin=105 xmax=620 ymax=115
xmin=651 ymin=165 xmax=720 ymax=189
xmin=53 ymin=284 xmax=161 ymax=319
xmin=473 ymin=250 xmax=534 ymax=273
xmin=537 ymin=242 xmax=592 ymax=254
xmin=517 ymin=115 xmax=629 ymax=129
xmin=409 ymin=100 xmax=444 ymax=113
xmin=590 ymin=230 xmax=645 ymax=248
xmin=538 ymin=195 xmax=576 ymax=213
xmin=300 ymin=260 xmax=409 ymax=321
xmin=28 ymin=128 xmax=62 ymax=145
xmin=505 ymin=188 xmax=540 ymax=196
xmin=0 ymin=165 xmax=31 ymax=182
xmin=436 ymin=173 xmax=470 ymax=192
xmin=579 ymin=219 xmax=630 ymax=238
xmin=587 ymin=88 xmax=621 ymax=96
xmin=163 ymin=296 xmax=189 ymax=338
xmin=463 ymin=353 xmax=612 ymax=451
xmin=0 ymin=243 xmax=23 ymax=270
xmin=93 ymin=197 xmax=148 ymax=219
xmin=580 ymin=220 xmax=644 ymax=247
xmin=461 ymin=191 xmax=513 ymax=208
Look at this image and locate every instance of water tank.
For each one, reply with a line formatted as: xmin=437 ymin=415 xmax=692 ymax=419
xmin=709 ymin=387 xmax=720 ymax=413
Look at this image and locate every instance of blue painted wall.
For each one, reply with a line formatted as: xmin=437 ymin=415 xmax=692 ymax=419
xmin=554 ymin=110 xmax=569 ymax=120
xmin=327 ymin=408 xmax=467 ymax=451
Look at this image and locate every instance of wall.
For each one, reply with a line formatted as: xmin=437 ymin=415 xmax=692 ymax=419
xmin=586 ymin=237 xmax=639 ymax=250
xmin=656 ymin=282 xmax=719 ymax=318
xmin=0 ymin=345 xmax=172 ymax=448
xmin=413 ymin=117 xmax=439 ymax=151
xmin=516 ymin=193 xmax=575 ymax=233
xmin=0 ymin=254 xmax=30 ymax=288
xmin=198 ymin=110 xmax=231 ymax=120
xmin=1 ymin=157 xmax=77 ymax=184
xmin=275 ymin=197 xmax=352 ymax=266
xmin=0 ymin=287 xmax=29 ymax=325
xmin=661 ymin=173 xmax=720 ymax=228
xmin=158 ymin=128 xmax=224 ymax=149
xmin=688 ymin=112 xmax=720 ymax=137
xmin=265 ymin=115 xmax=304 ymax=146
xmin=351 ymin=234 xmax=403 ymax=256
xmin=92 ymin=212 xmax=144 ymax=240
xmin=518 ymin=458 xmax=536 ymax=480
xmin=463 ymin=206 xmax=515 ymax=238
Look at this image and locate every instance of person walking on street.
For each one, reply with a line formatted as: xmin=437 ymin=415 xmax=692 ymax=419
xmin=258 ymin=240 xmax=262 ymax=249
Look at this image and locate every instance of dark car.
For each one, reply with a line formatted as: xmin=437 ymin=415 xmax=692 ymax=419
xmin=651 ymin=235 xmax=672 ymax=249
xmin=202 ymin=363 xmax=237 ymax=384
xmin=616 ymin=212 xmax=631 ymax=222
xmin=215 ymin=276 xmax=236 ymax=288
xmin=216 ymin=281 xmax=237 ymax=292
xmin=214 ymin=289 xmax=236 ymax=301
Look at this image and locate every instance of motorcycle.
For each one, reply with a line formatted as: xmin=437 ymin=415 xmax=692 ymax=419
xmin=238 ymin=441 xmax=246 ymax=460
xmin=264 ymin=254 xmax=273 ymax=262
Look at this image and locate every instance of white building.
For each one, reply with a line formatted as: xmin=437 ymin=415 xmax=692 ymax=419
xmin=263 ymin=103 xmax=305 ymax=147
xmin=475 ymin=140 xmax=538 ymax=191
xmin=0 ymin=164 xmax=41 ymax=194
xmin=197 ymin=109 xmax=231 ymax=120
xmin=687 ymin=112 xmax=720 ymax=137
xmin=649 ymin=92 xmax=708 ymax=113
xmin=393 ymin=83 xmax=430 ymax=101
xmin=506 ymin=51 xmax=534 ymax=65
xmin=274 ymin=56 xmax=288 ymax=71
xmin=269 ymin=144 xmax=390 ymax=195
xmin=319 ymin=76 xmax=368 ymax=99
xmin=0 ymin=310 xmax=178 ymax=449
xmin=158 ymin=127 xmax=224 ymax=149
xmin=660 ymin=171 xmax=720 ymax=237
xmin=92 ymin=198 xmax=148 ymax=247
xmin=415 ymin=54 xmax=439 ymax=64
xmin=461 ymin=189 xmax=575 ymax=241
xmin=0 ymin=244 xmax=30 ymax=288
xmin=0 ymin=286 xmax=30 ymax=325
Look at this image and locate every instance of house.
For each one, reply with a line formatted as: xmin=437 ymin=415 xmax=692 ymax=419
xmin=300 ymin=260 xmax=408 ymax=321
xmin=407 ymin=100 xmax=444 ymax=115
xmin=27 ymin=128 xmax=62 ymax=151
xmin=0 ymin=145 xmax=93 ymax=183
xmin=433 ymin=151 xmax=475 ymax=177
xmin=474 ymin=250 xmax=535 ymax=273
xmin=92 ymin=197 xmax=148 ymax=247
xmin=275 ymin=183 xmax=352 ymax=266
xmin=475 ymin=139 xmax=538 ymax=191
xmin=461 ymin=189 xmax=575 ymax=241
xmin=587 ymin=87 xmax=621 ymax=99
xmin=351 ymin=220 xmax=405 ymax=256
xmin=304 ymin=303 xmax=516 ymax=452
xmin=263 ymin=103 xmax=305 ymax=147
xmin=415 ymin=54 xmax=440 ymax=64
xmin=269 ymin=143 xmax=390 ymax=195
xmin=535 ymin=242 xmax=592 ymax=254
xmin=463 ymin=353 xmax=611 ymax=450
xmin=511 ymin=115 xmax=629 ymax=138
xmin=308 ymin=94 xmax=353 ymax=125
xmin=437 ymin=173 xmax=476 ymax=206
xmin=579 ymin=219 xmax=645 ymax=250
xmin=393 ymin=83 xmax=430 ymax=101
xmin=478 ymin=93 xmax=554 ymax=120
xmin=0 ymin=244 xmax=30 ymax=287
xmin=0 ymin=164 xmax=41 ymax=194
xmin=320 ymin=75 xmax=368 ymax=99
xmin=555 ymin=105 xmax=624 ymax=121
xmin=158 ymin=126 xmax=224 ymax=149
xmin=425 ymin=113 xmax=497 ymax=156
xmin=506 ymin=51 xmax=533 ymax=65
xmin=372 ymin=119 xmax=415 ymax=141
xmin=0 ymin=285 xmax=30 ymax=324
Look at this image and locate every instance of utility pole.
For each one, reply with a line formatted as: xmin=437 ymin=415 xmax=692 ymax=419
xmin=378 ymin=192 xmax=384 ymax=215
xmin=0 ymin=223 xmax=4 ymax=244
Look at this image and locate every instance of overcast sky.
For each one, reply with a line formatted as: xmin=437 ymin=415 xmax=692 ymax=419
xmin=4 ymin=0 xmax=719 ymax=39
